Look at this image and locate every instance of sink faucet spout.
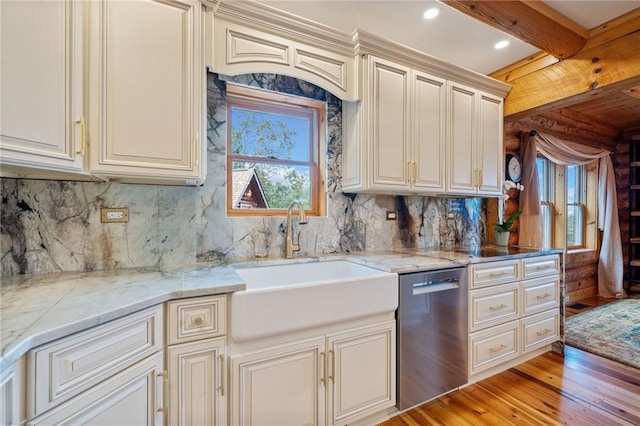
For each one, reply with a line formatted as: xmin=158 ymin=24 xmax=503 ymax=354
xmin=285 ymin=200 xmax=307 ymax=258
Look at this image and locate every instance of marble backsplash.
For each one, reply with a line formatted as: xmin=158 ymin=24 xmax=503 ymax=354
xmin=0 ymin=73 xmax=487 ymax=276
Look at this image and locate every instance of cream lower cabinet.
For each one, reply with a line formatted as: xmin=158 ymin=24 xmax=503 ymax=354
xmin=86 ymin=0 xmax=206 ymax=185
xmin=26 ymin=306 xmax=165 ymax=425
xmin=28 ymin=353 xmax=164 ymax=426
xmin=230 ymin=321 xmax=396 ymax=426
xmin=0 ymin=0 xmax=87 ymax=179
xmin=342 ymin=55 xmax=446 ymax=194
xmin=447 ymin=82 xmax=503 ymax=196
xmin=1 ymin=357 xmax=25 ymax=426
xmin=166 ymin=295 xmax=227 ymax=426
xmin=468 ymin=256 xmax=561 ymax=382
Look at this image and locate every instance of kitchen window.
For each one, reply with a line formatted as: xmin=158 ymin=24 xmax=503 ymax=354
xmin=537 ymin=157 xmax=597 ymax=250
xmin=226 ymin=84 xmax=326 ymax=217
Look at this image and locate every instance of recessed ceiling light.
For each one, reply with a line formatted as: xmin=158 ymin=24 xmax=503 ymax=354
xmin=423 ymin=8 xmax=439 ymax=19
xmin=494 ymin=40 xmax=510 ymax=49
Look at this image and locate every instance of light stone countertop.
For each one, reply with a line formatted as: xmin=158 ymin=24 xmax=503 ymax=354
xmin=0 ymin=246 xmax=562 ymax=372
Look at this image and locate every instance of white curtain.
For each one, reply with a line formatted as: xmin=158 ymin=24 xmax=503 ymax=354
xmin=533 ymin=131 xmax=625 ymax=298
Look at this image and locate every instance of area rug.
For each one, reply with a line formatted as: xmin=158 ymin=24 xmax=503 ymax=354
xmin=565 ymin=298 xmax=640 ymax=370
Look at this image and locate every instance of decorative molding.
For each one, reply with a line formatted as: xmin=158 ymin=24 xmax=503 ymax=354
xmin=213 ymin=1 xmax=511 ymax=100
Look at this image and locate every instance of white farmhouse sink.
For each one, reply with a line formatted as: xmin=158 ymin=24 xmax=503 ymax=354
xmin=230 ymin=260 xmax=398 ymax=342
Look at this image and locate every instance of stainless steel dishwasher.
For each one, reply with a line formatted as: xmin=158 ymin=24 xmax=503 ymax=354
xmin=396 ymin=267 xmax=468 ymax=410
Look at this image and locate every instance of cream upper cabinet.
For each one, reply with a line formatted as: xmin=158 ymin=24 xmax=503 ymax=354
xmin=447 ymin=81 xmax=477 ymax=194
xmin=86 ymin=0 xmax=206 ymax=184
xmin=342 ymin=56 xmax=446 ymax=194
xmin=477 ymin=92 xmax=504 ymax=195
xmin=412 ymin=71 xmax=447 ymax=192
xmin=211 ymin=1 xmax=357 ymax=101
xmin=363 ymin=56 xmax=411 ymax=192
xmin=0 ymin=0 xmax=88 ymax=179
xmin=447 ymin=82 xmax=504 ymax=196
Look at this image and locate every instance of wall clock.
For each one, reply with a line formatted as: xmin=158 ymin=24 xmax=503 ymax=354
xmin=506 ymin=154 xmax=522 ymax=182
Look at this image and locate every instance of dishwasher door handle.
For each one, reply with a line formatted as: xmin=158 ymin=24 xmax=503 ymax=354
xmin=412 ymin=280 xmax=459 ymax=295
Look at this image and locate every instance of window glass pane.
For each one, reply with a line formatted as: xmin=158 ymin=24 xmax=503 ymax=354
xmin=540 ymin=204 xmax=552 ymax=248
xmin=536 ymin=158 xmax=548 ymax=201
xmin=567 ymin=205 xmax=583 ymax=247
xmin=230 ymin=161 xmax=311 ymax=210
xmin=230 ymin=107 xmax=310 ymax=162
xmin=566 ymin=165 xmax=579 ymax=204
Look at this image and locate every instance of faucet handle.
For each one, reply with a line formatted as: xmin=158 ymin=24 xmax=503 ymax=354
xmin=296 ymin=230 xmax=302 ymax=246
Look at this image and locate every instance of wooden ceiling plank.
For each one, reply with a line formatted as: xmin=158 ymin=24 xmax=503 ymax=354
xmin=441 ymin=0 xmax=587 ymax=59
xmin=489 ymin=9 xmax=640 ymax=82
xmin=585 ymin=11 xmax=640 ymax=51
xmin=504 ymin=31 xmax=640 ymax=117
xmin=490 ymin=53 xmax=558 ymax=83
xmin=522 ymin=0 xmax=589 ymax=38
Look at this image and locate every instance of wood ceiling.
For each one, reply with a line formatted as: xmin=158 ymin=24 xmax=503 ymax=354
xmin=447 ymin=1 xmax=640 ymax=147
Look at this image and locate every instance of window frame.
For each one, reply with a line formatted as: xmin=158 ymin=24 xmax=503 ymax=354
xmin=225 ymin=83 xmax=327 ymax=217
xmin=566 ymin=164 xmax=586 ymax=250
xmin=536 ymin=155 xmax=598 ymax=252
xmin=536 ymin=156 xmax=555 ymax=248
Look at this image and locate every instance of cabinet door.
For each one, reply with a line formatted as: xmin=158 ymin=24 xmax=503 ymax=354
xmin=412 ymin=71 xmax=446 ymax=192
xmin=0 ymin=0 xmax=85 ymax=177
xmin=447 ymin=81 xmax=477 ymax=194
xmin=366 ymin=56 xmax=411 ymax=191
xmin=1 ymin=357 xmax=25 ymax=426
xmin=327 ymin=321 xmax=396 ymax=426
xmin=87 ymin=0 xmax=205 ymax=183
xmin=477 ymin=92 xmax=504 ymax=195
xmin=230 ymin=337 xmax=326 ymax=426
xmin=28 ymin=353 xmax=164 ymax=426
xmin=168 ymin=337 xmax=226 ymax=426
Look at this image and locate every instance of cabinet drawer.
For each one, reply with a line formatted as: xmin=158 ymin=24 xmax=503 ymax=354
xmin=469 ymin=283 xmax=519 ymax=332
xmin=469 ymin=260 xmax=519 ymax=288
xmin=28 ymin=305 xmax=163 ymax=417
xmin=28 ymin=352 xmax=164 ymax=426
xmin=469 ymin=321 xmax=519 ymax=375
xmin=167 ymin=295 xmax=227 ymax=345
xmin=522 ymin=255 xmax=560 ymax=279
xmin=522 ymin=276 xmax=560 ymax=316
xmin=521 ymin=308 xmax=560 ymax=353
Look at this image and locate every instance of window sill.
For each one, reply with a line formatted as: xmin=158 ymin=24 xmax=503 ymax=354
xmin=567 ymin=248 xmax=597 ymax=255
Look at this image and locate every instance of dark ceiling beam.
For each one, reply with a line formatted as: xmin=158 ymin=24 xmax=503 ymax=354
xmin=441 ymin=0 xmax=588 ymax=59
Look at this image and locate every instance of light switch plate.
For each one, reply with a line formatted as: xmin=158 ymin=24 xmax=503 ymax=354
xmin=101 ymin=208 xmax=129 ymax=223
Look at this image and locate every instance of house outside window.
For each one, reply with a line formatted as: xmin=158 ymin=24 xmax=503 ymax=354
xmin=537 ymin=156 xmax=597 ymax=250
xmin=226 ymin=84 xmax=326 ymax=217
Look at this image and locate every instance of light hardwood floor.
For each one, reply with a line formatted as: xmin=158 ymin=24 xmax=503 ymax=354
xmin=380 ymin=346 xmax=640 ymax=425
xmin=565 ymin=295 xmax=618 ymax=318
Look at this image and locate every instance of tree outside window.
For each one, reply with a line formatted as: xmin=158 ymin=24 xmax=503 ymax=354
xmin=226 ymin=84 xmax=326 ymax=216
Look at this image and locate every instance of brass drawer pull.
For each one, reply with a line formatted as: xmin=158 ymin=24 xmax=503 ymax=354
xmin=489 ymin=344 xmax=507 ymax=353
xmin=536 ymin=328 xmax=552 ymax=337
xmin=489 ymin=304 xmax=508 ymax=311
xmin=191 ymin=316 xmax=204 ymax=326
xmin=489 ymin=271 xmax=508 ymax=277
xmin=536 ymin=293 xmax=551 ymax=300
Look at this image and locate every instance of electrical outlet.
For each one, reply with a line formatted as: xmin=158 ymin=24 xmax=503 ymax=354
xmin=386 ymin=211 xmax=397 ymax=221
xmin=101 ymin=208 xmax=128 ymax=223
